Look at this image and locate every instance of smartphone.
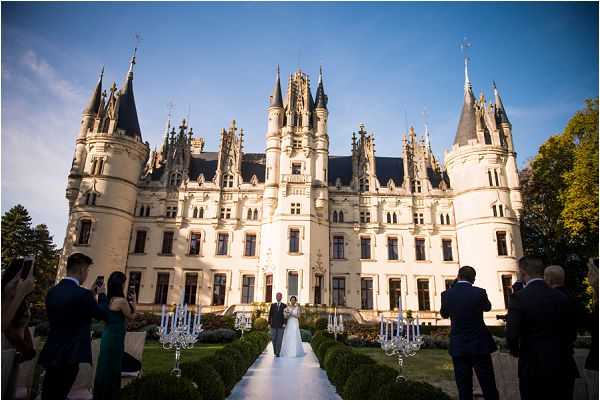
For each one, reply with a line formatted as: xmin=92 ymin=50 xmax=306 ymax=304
xmin=127 ymin=285 xmax=136 ymax=300
xmin=95 ymin=275 xmax=105 ymax=288
xmin=20 ymin=257 xmax=35 ymax=280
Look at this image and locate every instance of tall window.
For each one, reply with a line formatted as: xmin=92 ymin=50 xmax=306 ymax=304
xmin=499 ymin=205 xmax=504 ymax=217
xmin=91 ymin=159 xmax=97 ymax=175
xmin=161 ymin=231 xmax=174 ymax=255
xmin=359 ymin=178 xmax=369 ymax=192
xmin=386 ymin=212 xmax=392 ymax=224
xmin=292 ymin=163 xmax=302 ymax=175
xmin=442 ymin=239 xmax=453 ymax=261
xmin=446 ymin=214 xmax=450 ymax=225
xmin=97 ymin=159 xmax=104 ymax=175
xmin=494 ymin=170 xmax=500 ymax=186
xmin=184 ymin=273 xmax=198 ymax=305
xmin=314 ymin=275 xmax=323 ymax=305
xmin=265 ymin=274 xmax=273 ymax=303
xmin=440 ymin=214 xmax=445 ymax=224
xmin=85 ymin=192 xmax=97 ymax=206
xmin=247 ymin=209 xmax=253 ymax=220
xmin=360 ymin=211 xmax=370 ymax=223
xmin=332 ymin=236 xmax=344 ymax=259
xmin=492 ymin=205 xmax=498 ymax=217
xmin=417 ymin=279 xmax=430 ymax=311
xmin=128 ymin=271 xmax=142 ymax=302
xmin=332 ymin=277 xmax=345 ymax=306
xmin=290 ymin=203 xmax=301 ymax=215
xmin=415 ymin=238 xmax=426 ymax=261
xmin=166 ymin=206 xmax=177 ymax=218
xmin=223 ymin=174 xmax=234 ymax=188
xmin=244 ymin=234 xmax=257 ymax=257
xmin=193 ymin=207 xmax=198 ymax=218
xmin=198 ymin=207 xmax=204 ymax=218
xmin=413 ymin=213 xmax=424 ymax=224
xmin=289 ymin=229 xmax=300 ymax=253
xmin=154 ymin=272 xmax=169 ymax=304
xmin=411 ymin=180 xmax=422 ymax=193
xmin=189 ymin=232 xmax=201 ymax=256
xmin=145 ymin=206 xmax=151 ymax=217
xmin=497 ymin=231 xmax=508 ymax=256
xmin=134 ymin=230 xmax=146 ymax=253
xmin=333 ymin=211 xmax=338 ymax=223
xmin=389 ymin=279 xmax=401 ymax=310
xmin=288 ymin=272 xmax=298 ymax=297
xmin=488 ymin=170 xmax=494 ymax=186
xmin=360 ymin=237 xmax=371 ymax=259
xmin=212 ymin=274 xmax=227 ymax=305
xmin=501 ymin=274 xmax=513 ymax=308
xmin=388 ymin=237 xmax=399 ymax=260
xmin=241 ymin=275 xmax=255 ymax=304
xmin=78 ymin=220 xmax=92 ymax=245
xmin=392 ymin=213 xmax=398 ymax=224
xmin=338 ymin=211 xmax=344 ymax=222
xmin=220 ymin=208 xmax=231 ymax=219
xmin=217 ymin=233 xmax=229 ymax=255
xmin=253 ymin=209 xmax=258 ymax=220
xmin=361 ymin=278 xmax=373 ymax=310
xmin=484 ymin=129 xmax=492 ymax=145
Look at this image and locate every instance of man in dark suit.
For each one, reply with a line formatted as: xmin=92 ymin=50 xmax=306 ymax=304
xmin=39 ymin=253 xmax=108 ymax=399
xmin=441 ymin=266 xmax=499 ymax=400
xmin=268 ymin=292 xmax=286 ymax=357
xmin=506 ymin=256 xmax=571 ymax=400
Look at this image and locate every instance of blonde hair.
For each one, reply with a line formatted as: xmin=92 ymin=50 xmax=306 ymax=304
xmin=544 ymin=265 xmax=565 ymax=288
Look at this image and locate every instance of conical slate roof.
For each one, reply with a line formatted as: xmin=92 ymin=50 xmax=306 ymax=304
xmin=82 ymin=68 xmax=103 ymax=115
xmin=493 ymin=81 xmax=510 ymax=124
xmin=116 ymin=55 xmax=142 ymax=139
xmin=453 ymin=85 xmax=477 ymax=146
xmin=315 ymin=67 xmax=327 ymax=109
xmin=269 ymin=66 xmax=283 ymax=108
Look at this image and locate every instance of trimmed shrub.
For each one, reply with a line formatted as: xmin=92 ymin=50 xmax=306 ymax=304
xmin=121 ymin=373 xmax=201 ymax=399
xmin=202 ymin=355 xmax=238 ymax=394
xmin=197 ymin=328 xmax=237 ymax=343
xmin=224 ymin=342 xmax=253 ymax=369
xmin=180 ymin=361 xmax=226 ymax=400
xmin=329 ymin=351 xmax=375 ymax=391
xmin=300 ymin=328 xmax=312 ymax=342
xmin=323 ymin=344 xmax=353 ymax=376
xmin=216 ymin=346 xmax=246 ymax=379
xmin=315 ymin=317 xmax=328 ymax=331
xmin=375 ymin=379 xmax=451 ymax=400
xmin=315 ymin=338 xmax=337 ymax=364
xmin=342 ymin=363 xmax=398 ymax=400
xmin=253 ymin=317 xmax=268 ymax=331
xmin=201 ymin=313 xmax=235 ymax=330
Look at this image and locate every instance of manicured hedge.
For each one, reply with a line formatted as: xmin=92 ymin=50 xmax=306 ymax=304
xmin=329 ymin=351 xmax=375 ymax=391
xmin=316 ymin=338 xmax=338 ymax=365
xmin=342 ymin=363 xmax=398 ymax=399
xmin=121 ymin=373 xmax=201 ymax=399
xmin=375 ymin=379 xmax=451 ymax=399
xmin=253 ymin=317 xmax=268 ymax=331
xmin=197 ymin=328 xmax=238 ymax=343
xmin=323 ymin=344 xmax=352 ymax=374
xmin=180 ymin=361 xmax=225 ymax=400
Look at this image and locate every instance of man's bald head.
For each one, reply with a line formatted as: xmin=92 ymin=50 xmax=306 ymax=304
xmin=544 ymin=265 xmax=565 ymax=288
xmin=275 ymin=292 xmax=283 ymax=302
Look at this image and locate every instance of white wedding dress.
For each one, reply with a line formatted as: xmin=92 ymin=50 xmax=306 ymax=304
xmin=280 ymin=305 xmax=305 ymax=358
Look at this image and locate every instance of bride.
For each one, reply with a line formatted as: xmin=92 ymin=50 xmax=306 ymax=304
xmin=280 ymin=296 xmax=305 ymax=358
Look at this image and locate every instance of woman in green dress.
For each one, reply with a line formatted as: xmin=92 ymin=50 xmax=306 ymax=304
xmin=93 ymin=272 xmax=136 ymax=399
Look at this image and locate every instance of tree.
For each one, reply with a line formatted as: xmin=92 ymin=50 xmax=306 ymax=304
xmin=1 ymin=204 xmax=35 ymax=263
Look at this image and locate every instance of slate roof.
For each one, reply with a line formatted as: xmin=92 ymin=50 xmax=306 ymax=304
xmin=453 ymin=87 xmax=477 ymax=146
xmin=116 ymin=71 xmax=142 ymax=139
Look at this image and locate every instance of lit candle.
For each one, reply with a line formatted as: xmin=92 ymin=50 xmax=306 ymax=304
xmin=380 ymin=314 xmax=384 ymax=336
xmin=416 ymin=313 xmax=420 ymax=336
xmin=160 ymin=305 xmax=166 ymax=330
xmin=411 ymin=320 xmax=415 ymax=341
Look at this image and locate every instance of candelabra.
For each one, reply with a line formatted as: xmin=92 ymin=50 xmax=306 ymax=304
xmin=159 ymin=299 xmax=203 ymax=377
xmin=327 ymin=307 xmax=344 ymax=340
xmin=234 ymin=312 xmax=253 ymax=337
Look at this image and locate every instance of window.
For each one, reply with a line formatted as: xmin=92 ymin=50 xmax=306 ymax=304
xmin=292 ymin=163 xmax=302 ymax=175
xmin=161 ymin=231 xmax=174 ymax=255
xmin=223 ymin=174 xmax=234 ymax=188
xmin=499 ymin=205 xmax=504 ymax=217
xmin=440 ymin=214 xmax=444 ymax=224
xmin=392 ymin=213 xmax=398 ymax=224
xmin=494 ymin=170 xmax=500 ymax=186
xmin=290 ymin=203 xmax=300 ymax=215
xmin=184 ymin=273 xmax=198 ymax=305
xmin=359 ymin=177 xmax=369 ymax=192
xmin=189 ymin=232 xmax=201 ymax=255
xmin=212 ymin=274 xmax=227 ymax=305
xmin=338 ymin=211 xmax=344 ymax=222
xmin=220 ymin=208 xmax=231 ymax=219
xmin=166 ymin=206 xmax=177 ymax=218
xmin=253 ymin=209 xmax=258 ymax=220
xmin=389 ymin=279 xmax=401 ymax=310
xmin=484 ymin=129 xmax=492 ymax=145
xmin=332 ymin=277 xmax=345 ymax=306
xmin=332 ymin=236 xmax=345 ymax=259
xmin=244 ymin=234 xmax=257 ymax=257
xmin=387 ymin=237 xmax=399 ymax=260
xmin=360 ymin=237 xmax=371 ymax=259
xmin=445 ymin=279 xmax=454 ymax=290
xmin=492 ymin=205 xmax=498 ymax=217
xmin=265 ymin=274 xmax=273 ymax=303
xmin=241 ymin=275 xmax=255 ymax=304
xmin=138 ymin=205 xmax=144 ymax=216
xmin=78 ymin=220 xmax=92 ymax=245
xmin=417 ymin=279 xmax=430 ymax=311
xmin=193 ymin=207 xmax=198 ymax=218
xmin=360 ymin=211 xmax=370 ymax=223
xmin=502 ymin=274 xmax=513 ymax=308
xmin=496 ymin=231 xmax=508 ymax=256
xmin=289 ymin=229 xmax=300 ymax=253
xmin=91 ymin=159 xmax=97 ymax=175
xmin=386 ymin=212 xmax=392 ymax=224
xmin=488 ymin=170 xmax=494 ymax=186
xmin=169 ymin=173 xmax=182 ymax=187
xmin=413 ymin=213 xmax=424 ymax=225
xmin=293 ymin=139 xmax=302 ymax=149
xmin=145 ymin=206 xmax=150 ymax=217
xmin=314 ymin=275 xmax=323 ymax=304
xmin=442 ymin=239 xmax=453 ymax=261
xmin=85 ymin=192 xmax=97 ymax=206
xmin=288 ymin=272 xmax=298 ymax=297
xmin=128 ymin=271 xmax=142 ymax=302
xmin=154 ymin=272 xmax=169 ymax=304
xmin=134 ymin=230 xmax=146 ymax=253
xmin=217 ymin=233 xmax=229 ymax=256
xmin=361 ymin=278 xmax=374 ymax=309
xmin=446 ymin=214 xmax=450 ymax=225
xmin=198 ymin=207 xmax=204 ymax=218
xmin=247 ymin=209 xmax=253 ymax=220
xmin=415 ymin=238 xmax=426 ymax=261
xmin=333 ymin=211 xmax=338 ymax=223
xmin=97 ymin=159 xmax=104 ymax=175
xmin=412 ymin=180 xmax=422 ymax=193
xmin=499 ymin=132 xmax=507 ymax=147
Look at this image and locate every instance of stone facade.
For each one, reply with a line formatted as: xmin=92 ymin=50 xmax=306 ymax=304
xmin=58 ymin=58 xmax=523 ymax=324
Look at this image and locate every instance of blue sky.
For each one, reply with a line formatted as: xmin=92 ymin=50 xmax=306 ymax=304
xmin=2 ymin=1 xmax=598 ymax=246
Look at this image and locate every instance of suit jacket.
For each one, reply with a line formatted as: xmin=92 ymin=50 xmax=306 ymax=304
xmin=268 ymin=302 xmax=287 ymax=329
xmin=440 ymin=281 xmax=497 ymax=357
xmin=506 ymin=279 xmax=571 ymax=380
xmin=39 ymin=279 xmax=108 ymax=368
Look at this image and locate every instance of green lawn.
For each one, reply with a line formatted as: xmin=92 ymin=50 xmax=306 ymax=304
xmin=142 ymin=341 xmax=225 ymax=374
xmin=353 ymin=347 xmax=458 ymax=399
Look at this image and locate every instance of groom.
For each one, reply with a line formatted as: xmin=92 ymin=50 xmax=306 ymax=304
xmin=268 ymin=292 xmax=286 ymax=357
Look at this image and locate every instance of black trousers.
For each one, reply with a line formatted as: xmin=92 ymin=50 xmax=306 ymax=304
xmin=42 ymin=364 xmax=79 ymax=399
xmin=452 ymin=353 xmax=499 ymax=400
xmin=519 ymin=375 xmax=573 ymax=400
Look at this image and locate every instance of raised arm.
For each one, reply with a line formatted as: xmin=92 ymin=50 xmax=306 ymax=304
xmin=481 ymin=289 xmax=492 ymax=312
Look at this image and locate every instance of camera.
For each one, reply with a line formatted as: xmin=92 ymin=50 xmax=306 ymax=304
xmin=496 ymin=314 xmax=507 ymax=321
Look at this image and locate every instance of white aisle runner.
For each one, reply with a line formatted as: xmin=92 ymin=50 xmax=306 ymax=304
xmin=228 ymin=342 xmax=341 ymax=400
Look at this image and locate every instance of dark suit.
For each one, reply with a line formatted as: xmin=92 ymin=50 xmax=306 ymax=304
xmin=506 ymin=279 xmax=571 ymax=400
xmin=555 ymin=286 xmax=580 ymax=399
xmin=39 ymin=279 xmax=108 ymax=399
xmin=441 ymin=281 xmax=499 ymax=399
xmin=268 ymin=302 xmax=286 ymax=356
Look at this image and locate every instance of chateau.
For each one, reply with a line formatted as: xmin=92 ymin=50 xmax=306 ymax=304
xmin=59 ymin=51 xmax=523 ymax=324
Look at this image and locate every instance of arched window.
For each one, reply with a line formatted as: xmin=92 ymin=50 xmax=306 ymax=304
xmin=90 ymin=160 xmax=97 ymax=175
xmin=338 ymin=211 xmax=344 ymax=223
xmin=392 ymin=213 xmax=398 ymax=224
xmin=446 ymin=214 xmax=450 ymax=225
xmin=333 ymin=211 xmax=338 ymax=223
xmin=499 ymin=205 xmax=504 ymax=217
xmin=247 ymin=209 xmax=253 ymax=220
xmin=199 ymin=207 xmax=204 ymax=219
xmin=386 ymin=213 xmax=391 ymax=224
xmin=484 ymin=129 xmax=492 ymax=145
xmin=440 ymin=214 xmax=444 ymax=224
xmin=499 ymin=132 xmax=507 ymax=147
xmin=193 ymin=207 xmax=198 ymax=218
xmin=253 ymin=209 xmax=258 ymax=220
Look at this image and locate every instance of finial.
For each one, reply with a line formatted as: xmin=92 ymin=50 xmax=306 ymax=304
xmin=461 ymin=37 xmax=472 ymax=89
xmin=110 ymin=81 xmax=117 ymax=94
xmin=277 ymin=64 xmax=280 ymax=78
xmin=128 ymin=47 xmax=137 ymax=74
xmin=100 ymin=66 xmax=104 ymax=80
xmin=492 ymin=80 xmax=497 ymax=91
xmin=319 ymin=65 xmax=323 ymax=84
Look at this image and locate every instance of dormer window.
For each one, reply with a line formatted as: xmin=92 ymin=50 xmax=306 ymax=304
xmin=411 ymin=180 xmax=422 ymax=193
xmin=359 ymin=178 xmax=369 ymax=192
xmin=292 ymin=139 xmax=302 ymax=149
xmin=169 ymin=173 xmax=182 ymax=187
xmin=484 ymin=129 xmax=492 ymax=145
xmin=223 ymin=174 xmax=234 ymax=188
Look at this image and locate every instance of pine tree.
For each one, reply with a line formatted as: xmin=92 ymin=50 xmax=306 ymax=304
xmin=30 ymin=224 xmax=60 ymax=320
xmin=1 ymin=204 xmax=35 ymax=265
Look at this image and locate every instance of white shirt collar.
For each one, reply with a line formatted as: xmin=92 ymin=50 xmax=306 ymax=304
xmin=525 ymin=277 xmax=544 ymax=287
xmin=64 ymin=276 xmax=80 ymax=286
xmin=456 ymin=280 xmax=472 ymax=285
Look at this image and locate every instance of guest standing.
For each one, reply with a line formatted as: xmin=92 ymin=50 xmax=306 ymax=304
xmin=440 ymin=266 xmax=499 ymax=400
xmin=93 ymin=271 xmax=136 ymax=399
xmin=506 ymin=256 xmax=570 ymax=400
xmin=38 ymin=253 xmax=108 ymax=399
xmin=544 ymin=265 xmax=579 ymax=399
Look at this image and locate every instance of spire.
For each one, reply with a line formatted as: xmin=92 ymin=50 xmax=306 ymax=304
xmin=424 ymin=123 xmax=431 ymax=150
xmin=82 ymin=67 xmax=104 ymax=115
xmin=315 ymin=65 xmax=327 ymax=110
xmin=464 ymin=57 xmax=471 ymax=91
xmin=269 ymin=64 xmax=283 ymax=108
xmin=493 ymin=81 xmax=510 ymax=124
xmin=116 ymin=48 xmax=142 ymax=139
xmin=453 ymin=65 xmax=477 ymax=146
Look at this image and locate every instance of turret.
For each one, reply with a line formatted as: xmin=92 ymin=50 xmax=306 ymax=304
xmin=313 ymin=67 xmax=329 ymax=185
